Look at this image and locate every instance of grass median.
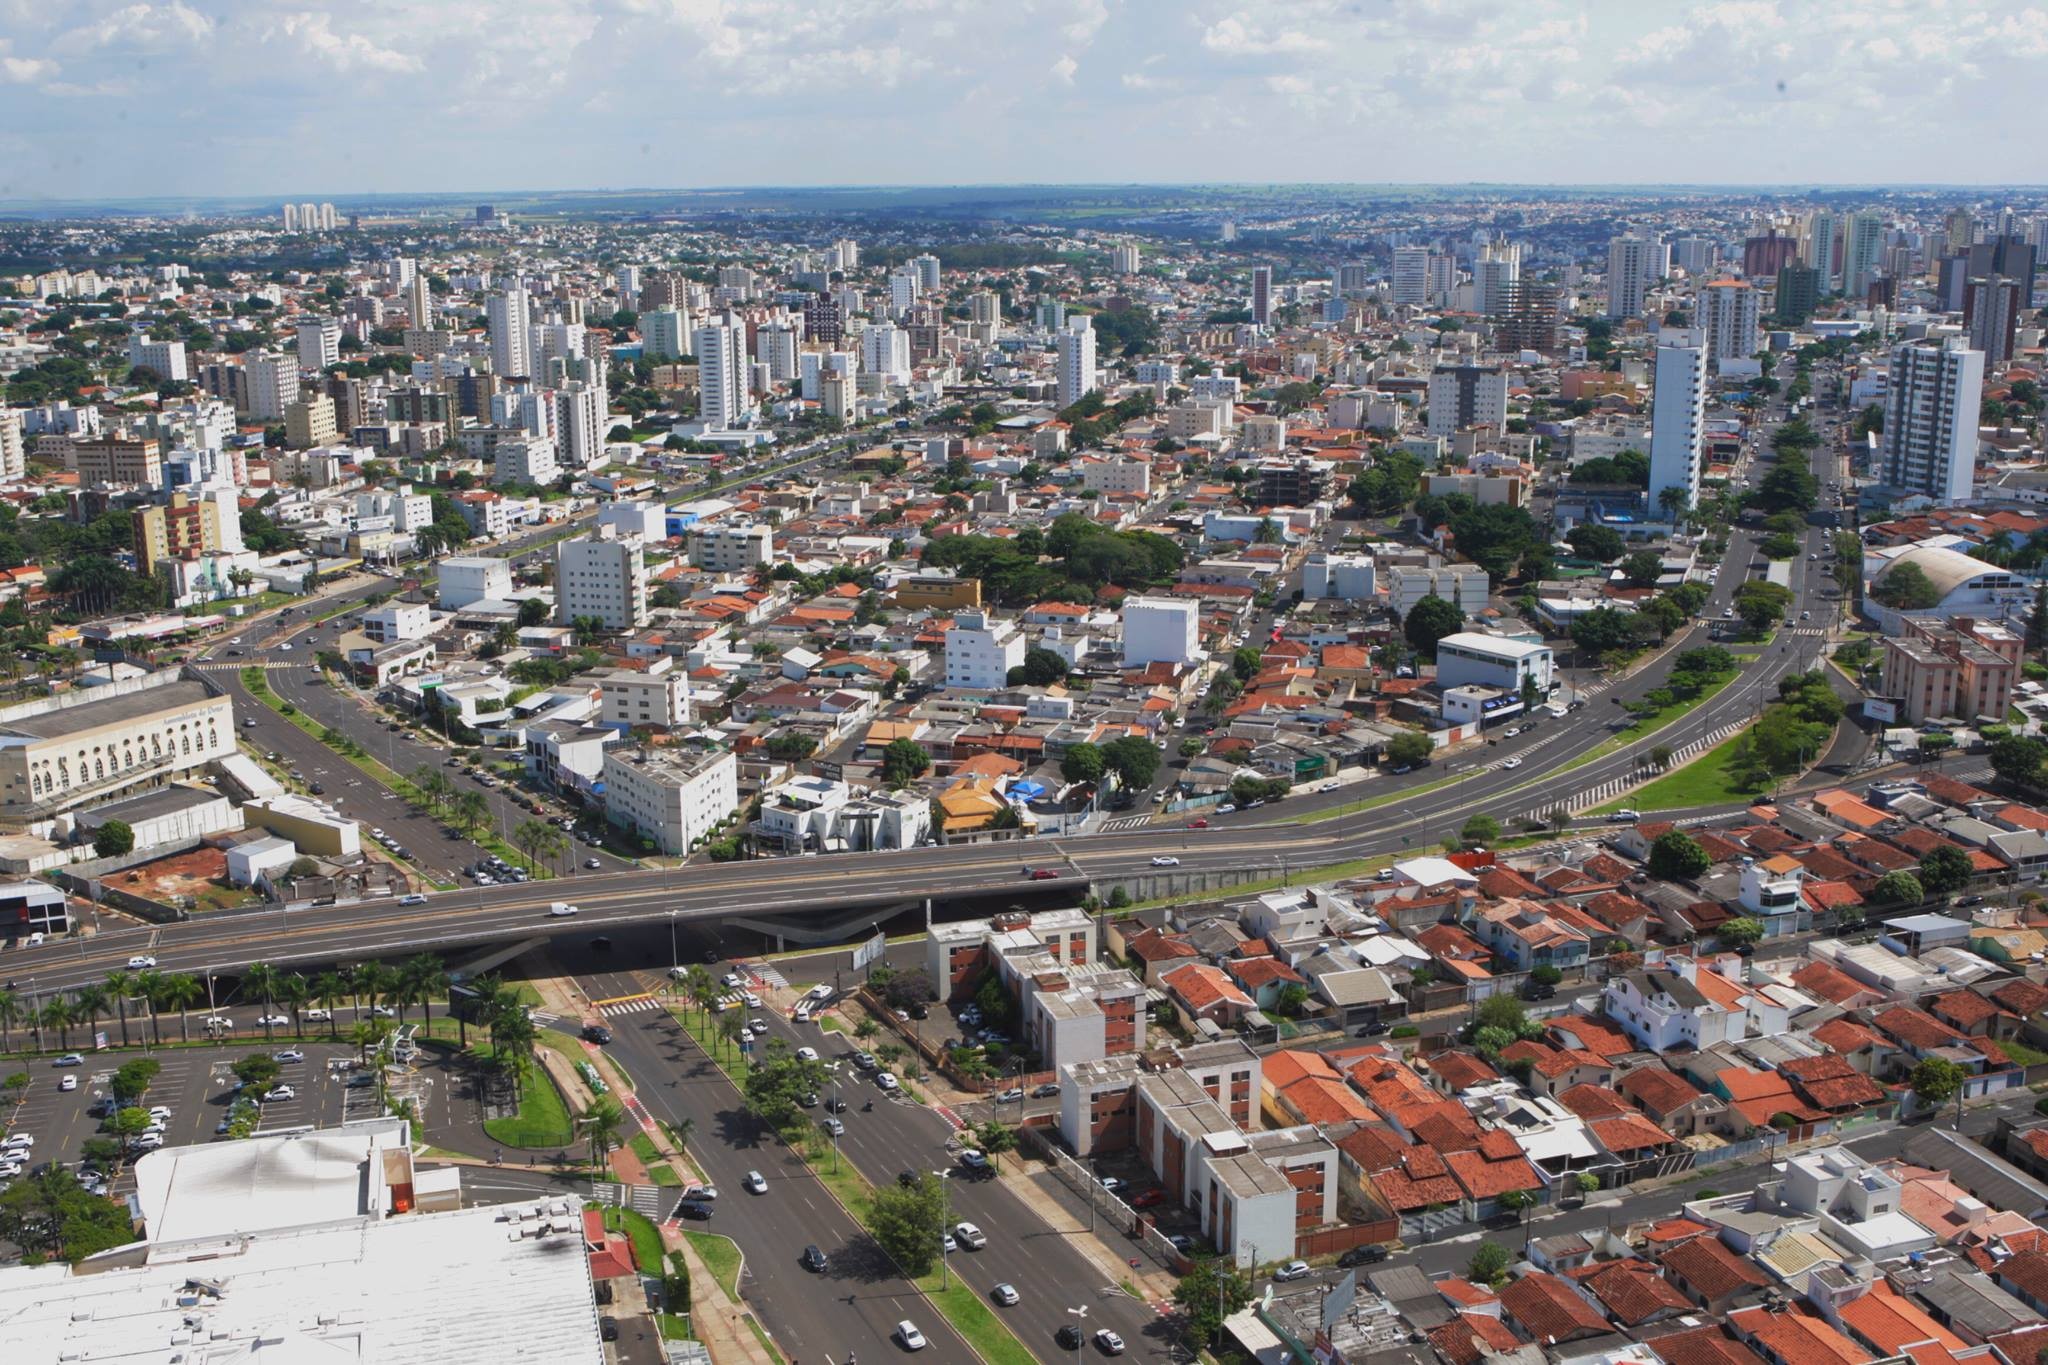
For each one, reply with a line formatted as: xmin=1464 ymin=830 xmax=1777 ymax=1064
xmin=1555 ymin=669 xmax=1739 ymax=774
xmin=481 ymin=1052 xmax=576 ymax=1149
xmin=684 ymin=1231 xmax=744 ymax=1302
xmin=1593 ymin=727 xmax=1769 ymax=812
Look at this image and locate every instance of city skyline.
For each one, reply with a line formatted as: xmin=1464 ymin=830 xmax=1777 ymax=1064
xmin=0 ymin=0 xmax=2042 ymax=202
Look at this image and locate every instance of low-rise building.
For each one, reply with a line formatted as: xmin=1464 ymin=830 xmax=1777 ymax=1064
xmin=601 ymin=745 xmax=738 ymax=855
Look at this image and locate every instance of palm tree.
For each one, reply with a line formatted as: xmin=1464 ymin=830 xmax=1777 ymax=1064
xmin=131 ymin=969 xmax=166 ymax=1045
xmin=311 ymin=971 xmax=349 ymax=1040
xmin=103 ymin=970 xmax=136 ymax=1047
xmin=279 ymin=972 xmax=312 ymax=1036
xmin=578 ymin=1097 xmax=626 ymax=1171
xmin=348 ymin=1018 xmax=380 ymax=1064
xmin=403 ymin=955 xmax=447 ymax=1026
xmin=42 ymin=998 xmax=74 ymax=1050
xmin=355 ymin=962 xmax=397 ymax=1023
xmin=715 ymin=1009 xmax=743 ymax=1059
xmin=452 ymin=790 xmax=490 ymax=839
xmin=245 ymin=963 xmax=283 ymax=1041
xmin=670 ymin=1115 xmax=694 ymax=1156
xmin=158 ymin=974 xmax=202 ymax=1043
xmin=512 ymin=819 xmax=564 ymax=875
xmin=0 ymin=986 xmax=21 ymax=1054
xmin=69 ymin=984 xmax=110 ymax=1049
xmin=684 ymin=966 xmax=714 ymax=1025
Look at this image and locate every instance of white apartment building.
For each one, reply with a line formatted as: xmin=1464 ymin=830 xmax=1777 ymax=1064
xmin=860 ymin=323 xmax=910 ymax=387
xmin=493 ymin=434 xmax=559 ymax=487
xmin=1056 ymin=316 xmax=1097 ymax=409
xmin=1426 ymin=364 xmax=1508 ymax=438
xmin=438 ymin=556 xmax=514 ymax=609
xmin=641 ymin=307 xmax=691 ymax=361
xmin=1647 ymin=342 xmax=1708 ymax=515
xmin=1805 ymin=210 xmax=1842 ymax=291
xmin=687 ymin=522 xmax=773 ymax=573
xmin=126 ymin=335 xmax=187 ymax=383
xmin=1472 ymin=239 xmax=1520 ymax=315
xmin=243 ymin=351 xmax=300 ymax=422
xmin=1606 ymin=234 xmax=1666 ymax=319
xmin=1386 ymin=564 xmax=1488 ymax=618
xmin=1188 ymin=375 xmax=1243 ymax=403
xmin=1391 ymin=246 xmax=1433 ymax=306
xmin=555 ymin=535 xmax=649 ymax=630
xmin=817 ymin=371 xmax=854 ymax=421
xmin=602 ymin=747 xmax=738 ymax=855
xmin=1082 ymin=456 xmax=1151 ymax=496
xmin=754 ymin=322 xmax=800 ymax=383
xmin=1303 ymin=553 xmax=1375 ymax=600
xmin=1121 ymin=596 xmax=1200 ymax=667
xmin=1698 ymin=279 xmax=1761 ymax=366
xmin=944 ymin=609 xmax=1024 ymax=690
xmin=596 ymin=657 xmax=690 ymax=731
xmin=695 ymin=317 xmax=751 ymax=429
xmin=487 ymin=284 xmax=532 ymax=379
xmin=1883 ymin=338 xmax=1985 ymax=503
xmin=553 ymin=382 xmax=607 ymax=469
xmin=1434 ymin=632 xmax=1555 ymax=694
xmin=360 ymin=603 xmax=431 ymax=643
xmin=800 ymin=350 xmax=855 ymax=401
xmin=294 ymin=317 xmax=341 ymax=371
xmin=0 ymin=411 xmax=22 ymax=483
xmin=1843 ymin=211 xmax=1886 ymax=298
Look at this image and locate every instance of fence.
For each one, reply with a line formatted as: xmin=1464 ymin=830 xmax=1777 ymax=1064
xmin=1021 ymin=1125 xmax=1188 ymax=1271
xmin=1294 ymin=1218 xmax=1399 ymax=1260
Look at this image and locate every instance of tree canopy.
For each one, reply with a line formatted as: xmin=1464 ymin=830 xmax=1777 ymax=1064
xmin=1403 ymin=594 xmax=1465 ymax=660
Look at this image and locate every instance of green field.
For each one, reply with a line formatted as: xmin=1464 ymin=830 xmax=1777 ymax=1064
xmin=1597 ymin=728 xmax=1769 ymax=812
xmin=685 ymin=1232 xmax=744 ymax=1302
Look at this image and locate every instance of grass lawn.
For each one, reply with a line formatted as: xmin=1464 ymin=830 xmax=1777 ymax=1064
xmin=1556 ymin=670 xmax=1739 ymax=773
xmin=646 ymin=1163 xmax=682 ymax=1185
xmin=1595 ymin=727 xmax=1771 ymax=812
xmin=605 ymin=1206 xmax=667 ymax=1276
xmin=914 ymin=1271 xmax=1039 ymax=1365
xmin=742 ymin=1315 xmax=786 ymax=1364
xmin=817 ymin=1015 xmax=845 ymax=1034
xmin=684 ymin=1231 xmax=744 ymax=1302
xmin=481 ymin=1053 xmax=576 ymax=1149
xmin=655 ymin=1314 xmax=694 ymax=1341
xmin=2003 ymin=1040 xmax=2048 ymax=1068
xmin=629 ymin=1132 xmax=661 ymax=1164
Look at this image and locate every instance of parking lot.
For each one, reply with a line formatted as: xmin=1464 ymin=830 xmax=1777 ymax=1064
xmin=1 ymin=1040 xmax=366 ymax=1197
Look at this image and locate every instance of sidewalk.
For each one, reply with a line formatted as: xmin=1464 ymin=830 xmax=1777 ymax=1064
xmin=1002 ymin=1152 xmax=1178 ymax=1304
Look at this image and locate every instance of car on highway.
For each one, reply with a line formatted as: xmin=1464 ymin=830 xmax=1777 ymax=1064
xmin=1274 ymin=1259 xmax=1313 ymax=1281
xmin=1501 ymin=757 xmax=1522 ymax=769
xmin=303 ymin=1008 xmax=331 ymax=1022
xmin=800 ymin=1244 xmax=828 ymax=1273
xmin=1186 ymin=817 xmax=1209 ymax=829
xmin=1608 ymin=809 xmax=1640 ymax=823
xmin=1057 ymin=1326 xmax=1084 ymax=1351
xmin=256 ymin=1013 xmax=290 ymax=1027
xmin=399 ymin=893 xmax=427 ymax=906
xmin=743 ymin=1170 xmax=767 ymax=1195
xmin=875 ymin=1071 xmax=900 ymax=1092
xmin=1094 ymin=1328 xmax=1126 ymax=1355
xmin=584 ymin=859 xmax=602 ymax=869
xmin=1025 ymin=867 xmax=1058 ymax=880
xmin=894 ymin=1321 xmax=927 ymax=1351
xmin=992 ymin=1282 xmax=1020 ymax=1306
xmin=547 ymin=902 xmax=578 ymax=917
xmin=127 ymin=955 xmax=156 ymax=969
xmin=52 ymin=1053 xmax=83 ymax=1068
xmin=1150 ymin=855 xmax=1180 ymax=866
xmin=821 ymin=1117 xmax=845 ymax=1136
xmin=953 ymin=1220 xmax=986 ymax=1250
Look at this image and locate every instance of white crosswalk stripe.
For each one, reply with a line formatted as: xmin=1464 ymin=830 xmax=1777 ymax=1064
xmin=1100 ymin=816 xmax=1153 ymax=832
xmin=195 ymin=660 xmax=304 ymax=672
xmin=745 ymin=962 xmax=789 ymax=991
xmin=600 ymin=997 xmax=661 ymax=1016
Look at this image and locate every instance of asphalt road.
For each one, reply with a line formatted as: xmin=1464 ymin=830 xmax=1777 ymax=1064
xmin=564 ymin=962 xmax=977 ymax=1364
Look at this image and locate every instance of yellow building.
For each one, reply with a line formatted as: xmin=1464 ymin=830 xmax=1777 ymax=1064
xmin=891 ymin=574 xmax=982 ymax=611
xmin=132 ymin=492 xmax=224 ymax=575
xmin=284 ymin=394 xmax=338 ymax=449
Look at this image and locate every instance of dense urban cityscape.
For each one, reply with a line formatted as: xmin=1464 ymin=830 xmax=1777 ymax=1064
xmin=0 ymin=16 xmax=2045 ymax=1365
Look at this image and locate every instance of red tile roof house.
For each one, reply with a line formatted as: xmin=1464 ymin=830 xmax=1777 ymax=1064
xmin=1430 ymin=1312 xmax=1526 ymax=1365
xmin=1564 ymin=1256 xmax=1695 ymax=1328
xmin=1616 ymin=1063 xmax=1728 ymax=1137
xmin=1157 ymin=962 xmax=1256 ymax=1029
xmin=1499 ymin=1269 xmax=1615 ymax=1347
xmin=1778 ymin=1054 xmax=1894 ymax=1118
xmin=1929 ymin=987 xmax=2010 ymax=1040
xmin=1444 ymin=1130 xmax=1546 ymax=1222
xmin=1657 ymin=1229 xmax=1771 ymax=1314
xmin=1497 ymin=1039 xmax=1614 ymax=1098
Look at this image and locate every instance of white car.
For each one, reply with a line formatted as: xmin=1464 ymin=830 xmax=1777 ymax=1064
xmin=129 ymin=1133 xmax=165 ymax=1152
xmin=127 ymin=955 xmax=156 ymax=969
xmin=743 ymin=992 xmax=762 ymax=1008
xmin=57 ymin=1075 xmax=76 ymax=1091
xmin=954 ymin=1221 xmax=986 ymax=1250
xmin=1500 ymin=757 xmax=1522 ymax=769
xmin=203 ymin=1017 xmax=233 ymax=1031
xmin=1151 ymin=856 xmax=1180 ymax=866
xmin=256 ymin=1013 xmax=290 ymax=1027
xmin=894 ymin=1321 xmax=927 ymax=1351
xmin=875 ymin=1071 xmax=900 ymax=1092
xmin=274 ymin=1049 xmax=305 ymax=1064
xmin=52 ymin=1053 xmax=83 ymax=1067
xmin=796 ymin=1047 xmax=819 ymax=1062
xmin=371 ymin=1006 xmax=397 ymax=1018
xmin=262 ymin=1086 xmax=295 ymax=1102
xmin=992 ymin=1282 xmax=1020 ymax=1306
xmin=147 ymin=1106 xmax=173 ymax=1121
xmin=2 ymin=1134 xmax=33 ymax=1151
xmin=303 ymin=1009 xmax=331 ymax=1022
xmin=743 ymin=1170 xmax=767 ymax=1195
xmin=1095 ymin=1329 xmax=1126 ymax=1355
xmin=399 ymin=893 xmax=428 ymax=906
xmin=548 ymin=902 xmax=578 ymax=917
xmin=721 ymin=972 xmax=743 ymax=988
xmin=1274 ymin=1259 xmax=1313 ymax=1281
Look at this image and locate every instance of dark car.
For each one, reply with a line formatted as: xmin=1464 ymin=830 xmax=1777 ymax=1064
xmin=824 ymin=1097 xmax=848 ymax=1113
xmin=1338 ymin=1244 xmax=1390 ymax=1268
xmin=599 ymin=1317 xmax=619 ymax=1342
xmin=801 ymin=1244 xmax=829 ymax=1272
xmin=674 ymin=1200 xmax=714 ymax=1221
xmin=908 ymin=1003 xmax=929 ymax=1020
xmin=582 ymin=1024 xmax=613 ymax=1045
xmin=1521 ymin=982 xmax=1557 ymax=1001
xmin=589 ymin=936 xmax=612 ymax=951
xmin=1057 ymin=1325 xmax=1084 ymax=1350
xmin=1032 ymin=1082 xmax=1059 ymax=1098
xmin=899 ymin=1170 xmax=919 ymax=1187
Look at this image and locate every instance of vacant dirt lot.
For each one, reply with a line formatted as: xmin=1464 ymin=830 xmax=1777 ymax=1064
xmin=105 ymin=845 xmax=259 ymax=912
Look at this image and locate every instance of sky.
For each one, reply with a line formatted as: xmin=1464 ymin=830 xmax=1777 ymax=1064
xmin=0 ymin=0 xmax=2042 ymax=204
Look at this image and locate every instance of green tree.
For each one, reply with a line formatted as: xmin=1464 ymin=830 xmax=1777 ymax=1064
xmin=1621 ymin=550 xmax=1664 ymax=587
xmin=1403 ymin=593 xmax=1465 ymax=660
xmin=1060 ymin=743 xmax=1105 ymax=786
xmin=517 ymin=597 xmax=550 ymax=628
xmin=1991 ymin=734 xmax=2048 ymax=788
xmin=578 ymin=1096 xmax=627 ymax=1171
xmin=1173 ymin=1257 xmax=1255 ymax=1350
xmin=1910 ymin=1056 xmax=1966 ymax=1109
xmin=1918 ymin=845 xmax=1974 ymax=897
xmin=880 ymin=738 xmax=931 ymax=788
xmin=109 ymin=1058 xmax=161 ymax=1106
xmin=1647 ymin=830 xmax=1711 ymax=880
xmin=512 ymin=818 xmax=565 ymax=876
xmin=1570 ymin=606 xmax=1643 ymax=656
xmin=232 ymin=1053 xmax=282 ymax=1092
xmin=868 ymin=1170 xmax=951 ymax=1277
xmin=1468 ymin=1241 xmax=1511 ymax=1287
xmin=1101 ymin=735 xmax=1163 ymax=790
xmin=1871 ymin=560 xmax=1943 ymax=611
xmin=1719 ymin=917 xmax=1765 ymax=949
xmin=741 ymin=1041 xmax=828 ymax=1139
xmin=1871 ymin=871 xmax=1923 ymax=906
xmin=1386 ymin=731 xmax=1432 ymax=768
xmin=1449 ymin=503 xmax=1543 ymax=581
xmin=1732 ymin=580 xmax=1794 ymax=633
xmin=1459 ymin=814 xmax=1501 ymax=846
xmin=0 ymin=1168 xmax=139 ymax=1262
xmin=1474 ymin=993 xmax=1530 ymax=1036
xmin=1231 ymin=645 xmax=1264 ymax=681
xmin=1015 ymin=647 xmax=1068 ymax=686
xmin=93 ymin=820 xmax=134 ymax=858
xmin=1566 ymin=524 xmax=1626 ymax=562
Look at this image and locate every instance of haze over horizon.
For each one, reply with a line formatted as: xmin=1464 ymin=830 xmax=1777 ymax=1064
xmin=0 ymin=0 xmax=2041 ymax=202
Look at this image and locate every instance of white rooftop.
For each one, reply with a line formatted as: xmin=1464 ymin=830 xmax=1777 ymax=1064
xmin=1391 ymin=855 xmax=1479 ymax=889
xmin=135 ymin=1120 xmax=411 ymax=1251
xmin=0 ymin=1201 xmax=603 ymax=1365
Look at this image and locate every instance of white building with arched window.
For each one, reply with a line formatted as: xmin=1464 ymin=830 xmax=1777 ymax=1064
xmin=0 ymin=669 xmax=234 ymax=825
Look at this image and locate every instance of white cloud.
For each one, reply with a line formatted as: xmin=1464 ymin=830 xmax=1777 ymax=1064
xmin=0 ymin=54 xmax=54 ymax=81
xmin=54 ymin=1 xmax=211 ymax=52
xmin=1050 ymin=52 xmax=1078 ymax=83
xmin=266 ymin=12 xmax=422 ymax=75
xmin=1200 ymin=13 xmax=1327 ymax=57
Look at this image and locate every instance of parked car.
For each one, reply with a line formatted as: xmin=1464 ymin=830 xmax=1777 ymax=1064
xmin=57 ymin=1074 xmax=77 ymax=1091
xmin=1274 ymin=1260 xmax=1313 ymax=1281
xmin=262 ymin=1086 xmax=296 ymax=1102
xmin=1031 ymin=1081 xmax=1059 ymax=1098
xmin=1338 ymin=1244 xmax=1390 ymax=1268
xmin=1131 ymin=1187 xmax=1167 ymax=1209
xmin=274 ymin=1049 xmax=306 ymax=1064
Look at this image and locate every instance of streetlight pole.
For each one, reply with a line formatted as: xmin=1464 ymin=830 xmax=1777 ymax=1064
xmin=1066 ymin=1307 xmax=1087 ymax=1365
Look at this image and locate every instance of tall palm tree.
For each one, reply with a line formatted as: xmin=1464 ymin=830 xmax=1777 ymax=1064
xmin=69 ymin=984 xmax=110 ymax=1049
xmin=355 ymin=962 xmax=397 ymax=1023
xmin=102 ymin=970 xmax=136 ymax=1047
xmin=244 ymin=963 xmax=282 ymax=1041
xmin=130 ymin=969 xmax=166 ymax=1045
xmin=685 ymin=966 xmax=714 ymax=1025
xmin=311 ymin=971 xmax=349 ymax=1040
xmin=279 ymin=973 xmax=312 ymax=1036
xmin=670 ymin=1115 xmax=694 ymax=1156
xmin=403 ymin=954 xmax=447 ymax=1026
xmin=578 ymin=1097 xmax=626 ymax=1171
xmin=42 ymin=998 xmax=74 ymax=1050
xmin=158 ymin=974 xmax=202 ymax=1043
xmin=0 ymin=986 xmax=21 ymax=1055
xmin=348 ymin=1018 xmax=380 ymax=1064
